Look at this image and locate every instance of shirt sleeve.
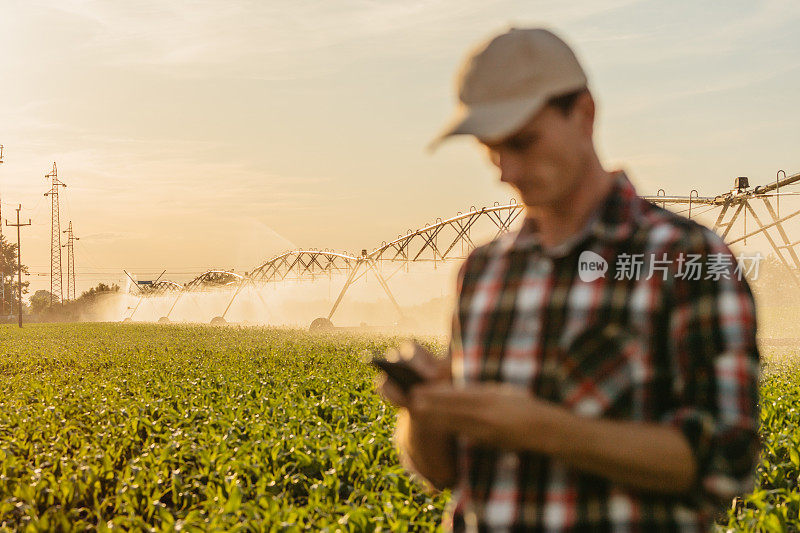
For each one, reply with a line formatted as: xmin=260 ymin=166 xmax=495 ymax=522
xmin=662 ymin=226 xmax=760 ymax=507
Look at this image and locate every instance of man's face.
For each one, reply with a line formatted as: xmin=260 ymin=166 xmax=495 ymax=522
xmin=482 ymin=93 xmax=594 ymax=208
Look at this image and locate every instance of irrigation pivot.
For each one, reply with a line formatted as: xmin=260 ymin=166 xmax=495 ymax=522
xmin=128 ymin=171 xmax=800 ymax=326
xmin=642 ymin=171 xmax=800 ymax=286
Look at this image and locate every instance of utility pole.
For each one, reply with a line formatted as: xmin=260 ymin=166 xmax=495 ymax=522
xmin=5 ymin=204 xmax=31 ymax=328
xmin=62 ymin=221 xmax=78 ymax=301
xmin=44 ymin=162 xmax=66 ymax=306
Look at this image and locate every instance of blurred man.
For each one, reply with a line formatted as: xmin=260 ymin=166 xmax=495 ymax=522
xmin=379 ymin=27 xmax=759 ymax=532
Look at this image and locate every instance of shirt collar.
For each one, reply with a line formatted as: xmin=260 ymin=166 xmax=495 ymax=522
xmin=508 ymin=170 xmax=639 ymax=256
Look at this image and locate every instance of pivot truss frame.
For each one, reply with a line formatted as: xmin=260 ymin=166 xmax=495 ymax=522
xmin=129 ymin=170 xmax=800 ymax=324
xmin=239 ymin=203 xmax=522 ymax=321
xmin=127 ymin=270 xmax=243 ymax=320
xmin=126 ymin=202 xmax=524 ymax=322
xmin=643 ymin=170 xmax=800 ymax=286
xmin=184 ymin=270 xmax=243 ymax=290
xmin=141 ymin=280 xmax=183 ymax=296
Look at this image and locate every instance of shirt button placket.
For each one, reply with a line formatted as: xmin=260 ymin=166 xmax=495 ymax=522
xmin=538 ymin=258 xmax=553 ymax=276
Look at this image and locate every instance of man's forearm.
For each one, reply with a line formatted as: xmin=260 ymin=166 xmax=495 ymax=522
xmin=395 ymin=409 xmax=456 ymax=490
xmin=497 ymin=399 xmax=697 ymax=494
xmin=413 ymin=385 xmax=697 ymax=495
xmin=553 ymin=414 xmax=695 ymax=493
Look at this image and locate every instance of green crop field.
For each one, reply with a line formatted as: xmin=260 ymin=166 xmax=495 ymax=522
xmin=0 ymin=324 xmax=797 ymax=531
xmin=0 ymin=324 xmax=447 ymax=531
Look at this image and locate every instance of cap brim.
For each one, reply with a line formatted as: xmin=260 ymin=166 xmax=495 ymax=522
xmin=427 ymin=95 xmax=547 ymax=152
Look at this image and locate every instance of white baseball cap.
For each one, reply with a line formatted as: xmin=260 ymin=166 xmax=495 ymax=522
xmin=430 ymin=27 xmax=588 ymax=149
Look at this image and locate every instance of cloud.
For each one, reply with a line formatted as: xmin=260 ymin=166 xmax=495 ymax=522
xmin=14 ymin=0 xmax=651 ymax=81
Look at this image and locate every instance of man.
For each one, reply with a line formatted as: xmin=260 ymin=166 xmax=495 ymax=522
xmin=378 ymin=27 xmax=759 ymax=531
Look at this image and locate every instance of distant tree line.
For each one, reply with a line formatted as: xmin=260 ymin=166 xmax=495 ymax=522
xmin=29 ymin=283 xmax=121 ymax=322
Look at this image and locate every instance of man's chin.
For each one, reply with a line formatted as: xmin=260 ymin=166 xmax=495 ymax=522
xmin=520 ymin=194 xmax=555 ymax=209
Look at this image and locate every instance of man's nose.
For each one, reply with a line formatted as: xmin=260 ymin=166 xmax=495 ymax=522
xmin=495 ymin=151 xmax=522 ymax=185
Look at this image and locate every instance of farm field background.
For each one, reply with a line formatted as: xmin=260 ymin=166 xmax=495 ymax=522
xmin=0 ymin=323 xmax=797 ymax=531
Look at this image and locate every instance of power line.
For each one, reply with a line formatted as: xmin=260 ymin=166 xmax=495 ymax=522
xmin=74 ymin=239 xmax=108 ymax=272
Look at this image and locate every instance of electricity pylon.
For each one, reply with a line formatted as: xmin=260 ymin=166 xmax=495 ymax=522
xmin=62 ymin=221 xmax=78 ymax=301
xmin=44 ymin=163 xmax=66 ymax=305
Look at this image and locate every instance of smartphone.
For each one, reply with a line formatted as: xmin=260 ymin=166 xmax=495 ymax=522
xmin=371 ymin=357 xmax=426 ymax=393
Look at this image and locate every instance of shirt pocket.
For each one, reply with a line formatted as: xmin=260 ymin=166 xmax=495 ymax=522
xmin=540 ymin=321 xmax=640 ymax=419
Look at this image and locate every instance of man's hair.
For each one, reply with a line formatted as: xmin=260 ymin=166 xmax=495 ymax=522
xmin=546 ymin=88 xmax=588 ymax=116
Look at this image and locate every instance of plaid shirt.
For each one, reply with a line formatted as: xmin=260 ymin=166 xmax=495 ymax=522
xmin=446 ymin=171 xmax=760 ymax=532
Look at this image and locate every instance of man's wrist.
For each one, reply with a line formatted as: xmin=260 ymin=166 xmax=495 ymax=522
xmin=519 ymin=398 xmax=582 ymax=457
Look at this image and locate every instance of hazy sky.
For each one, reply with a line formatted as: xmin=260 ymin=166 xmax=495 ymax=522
xmin=1 ymin=0 xmax=798 ymax=294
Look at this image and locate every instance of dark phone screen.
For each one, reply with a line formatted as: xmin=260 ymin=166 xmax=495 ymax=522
xmin=371 ymin=358 xmax=425 ymax=392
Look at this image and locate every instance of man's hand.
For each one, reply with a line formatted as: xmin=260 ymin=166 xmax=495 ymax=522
xmin=376 ymin=340 xmax=450 ymax=407
xmin=375 ymin=340 xmax=455 ymax=490
xmin=408 ymin=381 xmax=561 ymax=454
